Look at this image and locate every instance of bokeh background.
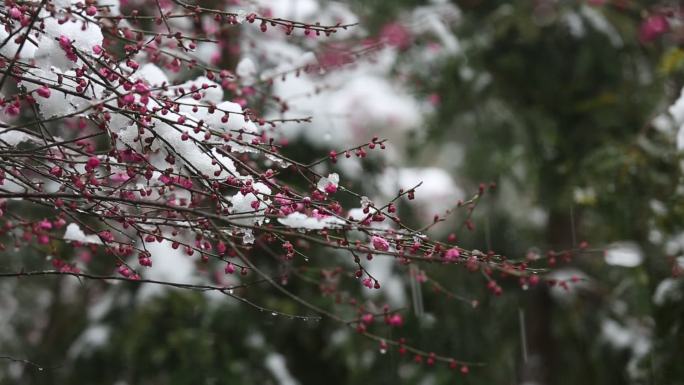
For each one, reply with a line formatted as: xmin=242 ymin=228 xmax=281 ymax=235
xmin=1 ymin=0 xmax=683 ymax=384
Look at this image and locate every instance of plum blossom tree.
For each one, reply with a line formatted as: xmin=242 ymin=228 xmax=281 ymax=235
xmin=0 ymin=0 xmax=596 ymax=382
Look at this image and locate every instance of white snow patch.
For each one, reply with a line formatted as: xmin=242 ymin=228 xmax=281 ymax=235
xmin=653 ymin=278 xmax=682 ymax=305
xmin=63 ymin=223 xmax=103 ymax=245
xmin=277 ymin=212 xmax=345 ymax=230
xmin=0 ymin=130 xmax=37 ymax=146
xmin=378 ymin=167 xmax=463 ymax=222
xmin=604 ymin=242 xmax=643 ymax=267
xmin=316 ymin=173 xmax=339 ymax=192
xmin=265 ymin=353 xmax=300 ymax=385
xmin=601 ymin=318 xmax=652 ymax=379
xmin=137 ymin=238 xmax=197 ymax=301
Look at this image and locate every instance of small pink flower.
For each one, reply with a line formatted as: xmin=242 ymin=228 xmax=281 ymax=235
xmin=317 ymin=173 xmax=339 ymax=194
xmin=9 ymin=7 xmax=21 ymax=20
xmin=388 ymin=314 xmax=403 ymax=327
xmin=362 ymin=277 xmax=373 ymax=288
xmin=118 ymin=265 xmax=132 ymax=278
xmin=274 ymin=193 xmax=291 ymax=205
xmin=5 ymin=103 xmax=20 ymax=116
xmin=234 ymin=98 xmax=247 ymax=108
xmin=110 ymin=173 xmax=131 ymax=182
xmin=311 ymin=190 xmax=325 ymax=201
xmin=98 ymin=230 xmax=114 ymax=243
xmin=371 ymin=236 xmax=390 ymax=251
xmin=58 ymin=35 xmax=71 ymax=49
xmin=225 ymin=262 xmax=236 ymax=274
xmin=639 ymin=14 xmax=669 ymax=43
xmin=380 ymin=22 xmax=412 ymax=50
xmin=444 ymin=248 xmax=460 ymax=262
xmin=134 ymin=83 xmax=149 ymax=94
xmin=37 ymin=234 xmax=50 ymax=244
xmin=139 ymin=257 xmax=152 ymax=267
xmin=427 ymin=93 xmax=441 ymax=107
xmin=36 ymin=86 xmax=51 ymax=98
xmin=180 ymin=178 xmax=193 ymax=189
xmin=79 ymin=250 xmax=92 ymax=263
xmin=38 ymin=219 xmax=53 ymax=230
xmin=217 ymin=241 xmax=227 ymax=254
xmin=122 ymin=93 xmax=135 ymax=104
xmin=126 ymin=59 xmax=139 ymax=70
xmin=85 ymin=156 xmax=100 ymax=171
xmin=311 ymin=209 xmax=327 ymax=220
xmin=324 ymin=183 xmax=337 ymax=194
